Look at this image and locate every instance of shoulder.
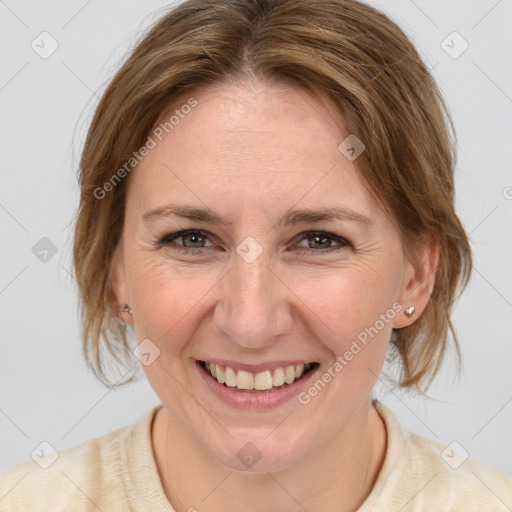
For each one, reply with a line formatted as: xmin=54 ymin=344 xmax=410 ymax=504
xmin=0 ymin=407 xmax=160 ymax=512
xmin=405 ymin=428 xmax=512 ymax=509
xmin=364 ymin=401 xmax=512 ymax=511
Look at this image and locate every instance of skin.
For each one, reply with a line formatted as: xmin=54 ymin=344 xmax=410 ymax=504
xmin=112 ymin=79 xmax=438 ymax=512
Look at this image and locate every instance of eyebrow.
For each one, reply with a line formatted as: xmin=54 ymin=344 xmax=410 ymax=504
xmin=142 ymin=204 xmax=373 ymax=227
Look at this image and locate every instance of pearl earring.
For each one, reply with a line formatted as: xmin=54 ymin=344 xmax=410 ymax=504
xmin=404 ymin=306 xmax=415 ymax=317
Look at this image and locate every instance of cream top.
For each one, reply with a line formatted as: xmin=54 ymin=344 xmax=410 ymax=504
xmin=1 ymin=401 xmax=510 ymax=511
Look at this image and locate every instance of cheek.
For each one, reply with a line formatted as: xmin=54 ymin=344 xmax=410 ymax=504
xmin=294 ymin=263 xmax=398 ymax=336
xmin=128 ymin=256 xmax=223 ymax=346
xmin=288 ymin=262 xmax=399 ymax=390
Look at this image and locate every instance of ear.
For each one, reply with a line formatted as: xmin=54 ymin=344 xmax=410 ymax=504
xmin=392 ymin=232 xmax=439 ymax=329
xmin=110 ymin=239 xmax=133 ymax=325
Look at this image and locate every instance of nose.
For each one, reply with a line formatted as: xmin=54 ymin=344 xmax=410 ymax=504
xmin=212 ymin=252 xmax=294 ymax=350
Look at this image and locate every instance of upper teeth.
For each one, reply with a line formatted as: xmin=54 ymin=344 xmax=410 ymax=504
xmin=205 ymin=362 xmax=312 ymax=390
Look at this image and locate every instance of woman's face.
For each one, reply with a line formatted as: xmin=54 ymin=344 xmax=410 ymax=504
xmin=113 ymin=80 xmax=421 ymax=472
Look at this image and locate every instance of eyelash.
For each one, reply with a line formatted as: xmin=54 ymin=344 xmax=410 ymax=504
xmin=156 ymin=229 xmax=351 ymax=255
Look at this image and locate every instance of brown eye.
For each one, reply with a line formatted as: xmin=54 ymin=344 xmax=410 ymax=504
xmin=296 ymin=231 xmax=349 ymax=251
xmin=306 ymin=234 xmax=332 ymax=249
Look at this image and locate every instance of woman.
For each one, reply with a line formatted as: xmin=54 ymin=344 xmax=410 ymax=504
xmin=1 ymin=0 xmax=510 ymax=510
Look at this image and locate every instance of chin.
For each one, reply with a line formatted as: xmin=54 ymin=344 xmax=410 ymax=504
xmin=204 ymin=428 xmax=311 ymax=474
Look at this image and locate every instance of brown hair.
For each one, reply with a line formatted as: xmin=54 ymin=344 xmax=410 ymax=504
xmin=73 ymin=0 xmax=472 ymax=391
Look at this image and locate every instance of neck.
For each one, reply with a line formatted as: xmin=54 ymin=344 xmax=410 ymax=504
xmin=152 ymin=400 xmax=387 ymax=512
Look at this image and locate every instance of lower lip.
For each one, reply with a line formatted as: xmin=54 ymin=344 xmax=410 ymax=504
xmin=195 ymin=361 xmax=319 ymax=410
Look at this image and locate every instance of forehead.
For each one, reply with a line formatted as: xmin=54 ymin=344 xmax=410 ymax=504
xmin=127 ymin=80 xmax=382 ymax=222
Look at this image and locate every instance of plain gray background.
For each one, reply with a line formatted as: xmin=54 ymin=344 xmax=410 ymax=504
xmin=0 ymin=0 xmax=511 ymax=479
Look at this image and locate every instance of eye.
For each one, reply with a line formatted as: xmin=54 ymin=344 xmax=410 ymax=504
xmin=159 ymin=230 xmax=214 ymax=251
xmin=295 ymin=231 xmax=350 ymax=252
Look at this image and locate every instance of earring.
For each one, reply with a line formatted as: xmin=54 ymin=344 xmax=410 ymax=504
xmin=121 ymin=304 xmax=132 ymax=315
xmin=404 ymin=306 xmax=415 ymax=317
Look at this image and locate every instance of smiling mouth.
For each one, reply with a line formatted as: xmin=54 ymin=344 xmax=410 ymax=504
xmin=198 ymin=361 xmax=319 ymax=393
